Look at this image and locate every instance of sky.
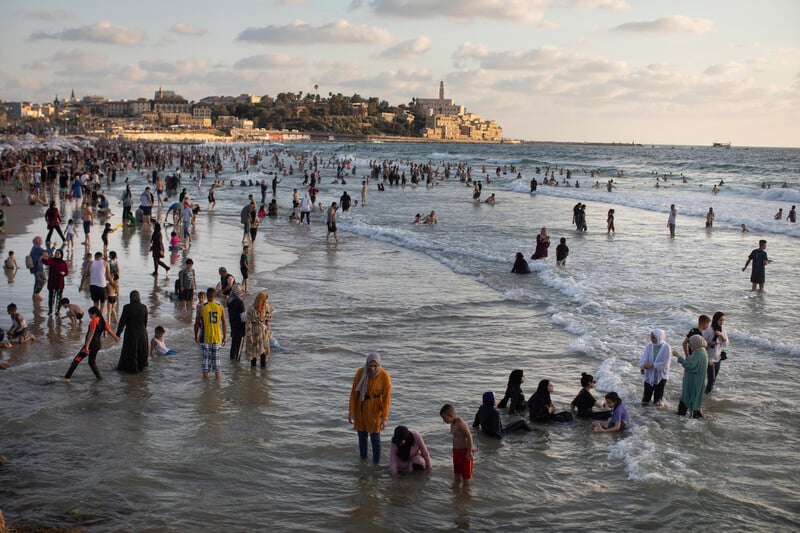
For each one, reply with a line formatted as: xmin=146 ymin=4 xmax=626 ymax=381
xmin=1 ymin=0 xmax=798 ymax=147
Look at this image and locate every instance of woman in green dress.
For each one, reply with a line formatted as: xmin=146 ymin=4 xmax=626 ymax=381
xmin=673 ymin=335 xmax=708 ymax=419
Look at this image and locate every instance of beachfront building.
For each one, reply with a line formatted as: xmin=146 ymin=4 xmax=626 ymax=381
xmin=216 ymin=116 xmax=254 ymax=129
xmin=5 ymin=102 xmax=55 ymax=119
xmin=415 ymin=81 xmax=502 ymax=141
xmin=152 ymin=88 xmax=191 ymax=115
xmin=106 ymin=98 xmax=151 ymax=118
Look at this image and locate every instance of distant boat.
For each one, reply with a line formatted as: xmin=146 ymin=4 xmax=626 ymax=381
xmin=712 ymin=142 xmax=731 ymax=148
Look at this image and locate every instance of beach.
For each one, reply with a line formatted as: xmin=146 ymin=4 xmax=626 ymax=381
xmin=1 ymin=140 xmax=799 ymax=531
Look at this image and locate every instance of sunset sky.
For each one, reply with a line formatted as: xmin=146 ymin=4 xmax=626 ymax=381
xmin=1 ymin=0 xmax=798 ymax=147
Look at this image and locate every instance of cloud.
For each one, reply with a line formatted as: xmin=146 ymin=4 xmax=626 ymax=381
xmin=333 ymin=68 xmax=433 ymax=96
xmin=569 ymin=0 xmax=629 ymax=9
xmin=27 ymin=49 xmax=112 ymax=75
xmin=237 ymin=19 xmax=392 ymax=45
xmin=30 ymin=21 xmax=145 ymax=45
xmin=704 ymin=62 xmax=742 ymax=76
xmin=366 ymin=0 xmax=548 ymax=24
xmin=170 ymin=23 xmax=207 ymax=36
xmin=379 ymin=36 xmax=431 ymax=59
xmin=453 ymin=44 xmax=572 ymax=71
xmin=16 ymin=9 xmax=74 ymax=21
xmin=610 ymin=15 xmax=714 ymax=34
xmin=234 ymin=54 xmax=304 ymax=69
xmin=137 ymin=58 xmax=210 ymax=77
xmin=275 ymin=0 xmax=307 ymax=4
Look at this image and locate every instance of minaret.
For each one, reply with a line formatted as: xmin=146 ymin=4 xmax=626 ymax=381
xmin=439 ymin=81 xmax=444 ymax=100
xmin=70 ymin=88 xmax=75 ymax=101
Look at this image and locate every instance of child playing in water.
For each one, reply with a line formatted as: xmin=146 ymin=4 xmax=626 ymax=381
xmin=6 ymin=303 xmax=35 ymax=344
xmin=150 ymin=325 xmax=177 ymax=356
xmin=593 ymin=392 xmax=630 ymax=433
xmin=169 ymin=231 xmax=181 ymax=252
xmin=4 ymin=251 xmax=18 ymax=271
xmin=59 ymin=298 xmax=84 ymax=327
xmin=64 ymin=219 xmax=76 ymax=252
xmin=440 ymin=403 xmax=474 ymax=485
xmin=101 ymin=222 xmax=114 ymax=252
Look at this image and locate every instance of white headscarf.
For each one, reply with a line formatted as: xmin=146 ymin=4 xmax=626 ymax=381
xmin=640 ymin=328 xmax=671 ymax=384
xmin=356 ymin=352 xmax=381 ymax=401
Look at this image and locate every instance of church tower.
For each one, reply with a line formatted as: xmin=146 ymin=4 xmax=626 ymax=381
xmin=439 ymin=81 xmax=444 ymax=100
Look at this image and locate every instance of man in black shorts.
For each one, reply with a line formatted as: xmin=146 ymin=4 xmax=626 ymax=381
xmin=326 ymin=201 xmax=339 ymax=244
xmin=88 ymin=251 xmax=110 ymax=315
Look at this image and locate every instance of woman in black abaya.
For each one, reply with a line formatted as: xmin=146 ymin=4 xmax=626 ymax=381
xmin=115 ymin=290 xmax=149 ymax=373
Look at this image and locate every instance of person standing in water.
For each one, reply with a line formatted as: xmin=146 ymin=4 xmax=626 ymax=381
xmin=667 ymin=204 xmax=677 ymax=238
xmin=64 ymin=306 xmax=119 ymax=382
xmin=639 ymin=329 xmax=671 ymax=406
xmin=742 ymin=239 xmax=771 ymax=291
xmin=349 ymin=353 xmax=391 ymax=464
xmin=531 ymin=227 xmax=550 ymax=260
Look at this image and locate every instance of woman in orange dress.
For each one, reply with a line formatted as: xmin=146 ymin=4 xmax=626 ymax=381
xmin=348 ymin=352 xmax=391 ymax=464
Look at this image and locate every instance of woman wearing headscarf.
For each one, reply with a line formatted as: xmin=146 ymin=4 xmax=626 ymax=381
xmin=474 ymin=391 xmax=531 ymax=438
xmin=496 ymin=369 xmax=527 ymax=415
xmin=531 ymin=227 xmax=550 ymax=260
xmin=511 ymin=252 xmax=530 ymax=274
xmin=348 ymin=353 xmax=392 ymax=463
xmin=389 ymin=425 xmax=431 ymax=475
xmin=29 ymin=236 xmax=47 ymax=300
xmin=703 ymin=311 xmax=728 ymax=394
xmin=673 ymin=335 xmax=708 ymax=418
xmin=527 ymin=379 xmax=573 ymax=422
xmin=42 ymin=248 xmax=68 ymax=316
xmin=226 ymin=283 xmax=246 ymax=362
xmin=115 ymin=290 xmax=149 ymax=373
xmin=639 ymin=328 xmax=672 ymax=406
xmin=246 ymin=291 xmax=274 ymax=368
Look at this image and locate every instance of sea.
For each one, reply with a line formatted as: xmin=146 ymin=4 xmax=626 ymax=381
xmin=1 ymin=141 xmax=798 ymax=531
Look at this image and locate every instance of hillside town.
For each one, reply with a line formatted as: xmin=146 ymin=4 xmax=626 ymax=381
xmin=1 ymin=82 xmax=502 ymax=143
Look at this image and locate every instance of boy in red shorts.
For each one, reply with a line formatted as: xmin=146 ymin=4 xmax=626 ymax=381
xmin=440 ymin=403 xmax=474 ymax=485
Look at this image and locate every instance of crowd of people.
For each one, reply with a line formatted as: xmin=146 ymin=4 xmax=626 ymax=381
xmin=0 ymin=138 xmax=777 ymax=491
xmin=343 ymin=306 xmax=730 ymax=484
